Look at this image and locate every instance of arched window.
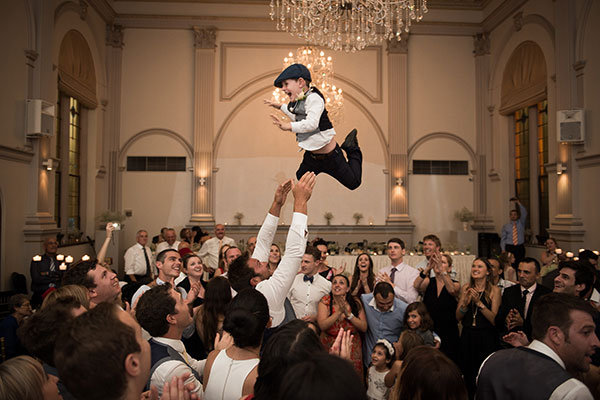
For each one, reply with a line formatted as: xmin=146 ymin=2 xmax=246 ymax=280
xmin=55 ymin=30 xmax=97 ymax=240
xmin=500 ymin=41 xmax=548 ymax=242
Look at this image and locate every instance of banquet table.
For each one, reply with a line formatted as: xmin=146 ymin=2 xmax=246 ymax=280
xmin=326 ymin=254 xmax=476 ymax=286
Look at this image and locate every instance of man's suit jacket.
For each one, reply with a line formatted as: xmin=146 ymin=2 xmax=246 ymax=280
xmin=495 ymin=284 xmax=551 ymax=338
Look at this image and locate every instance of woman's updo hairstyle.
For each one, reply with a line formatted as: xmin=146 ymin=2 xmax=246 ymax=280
xmin=223 ymin=288 xmax=269 ymax=348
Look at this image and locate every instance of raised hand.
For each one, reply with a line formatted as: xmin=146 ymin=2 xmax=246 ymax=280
xmin=264 ymin=98 xmax=282 ymax=109
xmin=331 ymin=262 xmax=346 ymax=276
xmin=214 ymin=331 xmax=234 ymax=351
xmin=292 ymin=172 xmax=316 ymax=214
xmin=270 ymin=114 xmax=292 ymax=131
xmin=502 ymin=331 xmax=529 ymax=347
xmin=274 ymin=179 xmax=293 ymax=206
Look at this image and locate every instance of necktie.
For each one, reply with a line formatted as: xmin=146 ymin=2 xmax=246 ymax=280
xmin=390 ymin=267 xmax=397 ymax=283
xmin=142 ymin=246 xmax=151 ymax=277
xmin=303 ymin=275 xmax=313 ymax=284
xmin=49 ymin=257 xmax=56 ymax=272
xmin=512 ymin=222 xmax=518 ymax=245
xmin=218 ymin=239 xmax=223 ymax=250
xmin=522 ymin=289 xmax=529 ymax=316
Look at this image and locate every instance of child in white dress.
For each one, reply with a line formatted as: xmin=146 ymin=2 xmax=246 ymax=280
xmin=366 ymin=339 xmax=394 ymax=400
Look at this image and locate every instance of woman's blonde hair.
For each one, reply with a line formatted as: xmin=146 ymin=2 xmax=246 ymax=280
xmin=42 ymin=284 xmax=90 ymax=310
xmin=0 ymin=355 xmax=47 ymax=400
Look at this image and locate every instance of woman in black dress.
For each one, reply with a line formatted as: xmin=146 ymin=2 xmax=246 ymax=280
xmin=182 ymin=276 xmax=232 ymax=360
xmin=414 ymin=252 xmax=461 ymax=364
xmin=455 ymin=257 xmax=501 ymax=398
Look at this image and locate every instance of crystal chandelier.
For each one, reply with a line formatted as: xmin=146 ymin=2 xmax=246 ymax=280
xmin=271 ymin=47 xmax=344 ymax=125
xmin=269 ymin=0 xmax=428 ymax=52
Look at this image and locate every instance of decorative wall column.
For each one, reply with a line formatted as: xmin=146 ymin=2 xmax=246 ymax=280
xmin=547 ymin=0 xmax=585 ymax=247
xmin=24 ymin=0 xmax=59 ymax=247
xmin=471 ymin=33 xmax=495 ymax=231
xmin=105 ymin=23 xmax=124 ymax=212
xmin=190 ymin=27 xmax=217 ymax=224
xmin=385 ymin=36 xmax=414 ymax=242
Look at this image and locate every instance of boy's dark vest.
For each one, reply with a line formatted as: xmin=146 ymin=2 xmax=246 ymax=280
xmin=287 ymin=86 xmax=333 ymax=143
xmin=146 ymin=338 xmax=202 ymax=390
xmin=477 ymin=346 xmax=572 ymax=399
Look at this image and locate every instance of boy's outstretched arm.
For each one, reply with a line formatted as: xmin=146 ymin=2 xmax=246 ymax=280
xmin=270 ymin=114 xmax=292 ymax=131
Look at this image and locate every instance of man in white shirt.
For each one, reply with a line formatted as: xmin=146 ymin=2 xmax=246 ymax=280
xmin=155 ymin=229 xmax=181 ymax=255
xmin=124 ymin=229 xmax=156 ymax=285
xmin=288 ymin=246 xmax=331 ymax=321
xmin=131 ymin=249 xmax=192 ymax=307
xmin=377 ymin=238 xmax=419 ymax=304
xmin=228 ymin=172 xmax=316 ymax=328
xmin=198 ymin=224 xmax=236 ymax=273
xmin=477 ymin=292 xmax=598 ymax=399
xmin=135 ymin=284 xmax=205 ymax=397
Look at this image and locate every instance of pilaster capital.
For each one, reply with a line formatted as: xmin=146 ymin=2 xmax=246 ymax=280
xmin=106 ymin=24 xmax=124 ymax=48
xmin=193 ymin=27 xmax=217 ymax=49
xmin=513 ymin=11 xmax=524 ymax=32
xmin=79 ymin=0 xmax=88 ymax=21
xmin=387 ymin=32 xmax=409 ymax=54
xmin=473 ymin=32 xmax=490 ymax=56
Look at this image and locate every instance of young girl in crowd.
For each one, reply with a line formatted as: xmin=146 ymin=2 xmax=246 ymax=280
xmin=384 ymin=330 xmax=424 ymax=389
xmin=403 ymin=302 xmax=438 ymax=347
xmin=366 ymin=339 xmax=394 ymax=400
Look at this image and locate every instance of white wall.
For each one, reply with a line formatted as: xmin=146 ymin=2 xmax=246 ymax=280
xmin=408 ymin=35 xmax=476 ymax=147
xmin=120 ymin=29 xmax=195 ymax=146
xmin=121 ymin=134 xmax=192 ymax=249
xmin=409 ymin=138 xmax=474 ymax=246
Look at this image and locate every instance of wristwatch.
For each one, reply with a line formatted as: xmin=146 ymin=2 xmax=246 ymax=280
xmin=347 ymin=313 xmax=355 ymax=320
xmin=419 ymin=270 xmax=427 ymax=279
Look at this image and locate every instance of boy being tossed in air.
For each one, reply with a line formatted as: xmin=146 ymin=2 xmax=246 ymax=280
xmin=265 ymin=63 xmax=362 ymax=190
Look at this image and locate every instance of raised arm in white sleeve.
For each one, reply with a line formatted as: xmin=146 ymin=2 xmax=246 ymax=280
xmin=256 ymin=212 xmax=307 ymax=327
xmin=252 ymin=213 xmax=279 ymax=263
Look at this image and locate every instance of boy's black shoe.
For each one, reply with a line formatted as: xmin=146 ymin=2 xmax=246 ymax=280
xmin=341 ymin=128 xmax=359 ymax=151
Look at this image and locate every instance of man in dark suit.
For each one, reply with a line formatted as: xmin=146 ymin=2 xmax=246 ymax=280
xmin=30 ymin=237 xmax=61 ymax=308
xmin=496 ymin=257 xmax=551 ymax=339
xmin=478 ymin=293 xmax=598 ymax=399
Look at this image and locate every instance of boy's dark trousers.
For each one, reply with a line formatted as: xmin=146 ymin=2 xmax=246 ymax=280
xmin=295 ymin=144 xmax=362 ymax=190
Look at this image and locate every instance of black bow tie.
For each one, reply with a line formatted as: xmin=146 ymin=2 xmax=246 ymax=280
xmin=303 ymin=275 xmax=314 ymax=284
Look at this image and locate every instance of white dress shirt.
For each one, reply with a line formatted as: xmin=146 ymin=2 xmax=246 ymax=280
xmin=131 ymin=278 xmax=188 ymax=309
xmin=150 ymin=337 xmax=205 ymax=397
xmin=279 ymin=91 xmax=336 ymax=152
xmin=379 ymin=262 xmax=419 ymax=304
xmin=156 ymin=241 xmax=181 ymax=256
xmin=124 ymin=243 xmax=156 ymax=276
xmin=254 ymin=212 xmax=308 ymax=327
xmin=287 ymin=273 xmax=331 ymax=318
xmin=197 ymin=236 xmax=236 ymax=272
xmin=521 ymin=283 xmax=537 ymax=318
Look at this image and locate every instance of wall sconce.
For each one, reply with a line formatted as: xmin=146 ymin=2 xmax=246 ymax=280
xmin=556 ymin=162 xmax=567 ymax=175
xmin=198 ymin=177 xmax=206 ymax=186
xmin=395 ymin=177 xmax=404 ymax=186
xmin=42 ymin=158 xmax=58 ymax=171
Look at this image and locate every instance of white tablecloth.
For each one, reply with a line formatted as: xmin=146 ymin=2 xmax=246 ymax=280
xmin=326 ymin=254 xmax=476 ymax=286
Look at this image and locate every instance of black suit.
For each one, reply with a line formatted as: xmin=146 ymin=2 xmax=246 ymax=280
xmin=496 ymin=284 xmax=551 ymax=338
xmin=30 ymin=254 xmax=62 ymax=307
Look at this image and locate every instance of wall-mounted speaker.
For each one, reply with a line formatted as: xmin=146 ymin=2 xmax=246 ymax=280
xmin=557 ymin=109 xmax=585 ymax=143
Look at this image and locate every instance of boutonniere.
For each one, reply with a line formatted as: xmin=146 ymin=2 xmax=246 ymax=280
xmin=296 ymin=89 xmax=309 ymax=102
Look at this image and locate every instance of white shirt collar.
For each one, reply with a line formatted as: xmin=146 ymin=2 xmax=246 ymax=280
xmin=528 ymin=339 xmax=566 ymax=369
xmin=368 ymin=296 xmax=394 ymax=312
xmin=152 ymin=336 xmax=186 ymax=354
xmin=521 ymin=283 xmax=537 ymax=294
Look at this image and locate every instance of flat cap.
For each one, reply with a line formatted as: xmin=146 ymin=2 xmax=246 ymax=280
xmin=274 ymin=63 xmax=312 ymax=88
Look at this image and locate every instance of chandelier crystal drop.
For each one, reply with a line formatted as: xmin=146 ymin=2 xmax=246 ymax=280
xmin=269 ymin=0 xmax=428 ymax=53
xmin=272 ymin=47 xmax=344 ymax=125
